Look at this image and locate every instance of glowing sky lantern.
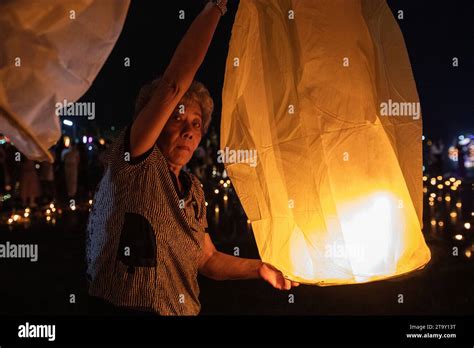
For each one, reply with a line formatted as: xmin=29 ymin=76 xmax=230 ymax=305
xmin=221 ymin=0 xmax=431 ymax=285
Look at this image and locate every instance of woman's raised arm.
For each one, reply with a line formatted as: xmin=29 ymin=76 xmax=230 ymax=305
xmin=130 ymin=1 xmax=226 ymax=158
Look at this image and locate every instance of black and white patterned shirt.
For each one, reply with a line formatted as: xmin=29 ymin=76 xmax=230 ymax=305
xmin=86 ymin=124 xmax=208 ymax=315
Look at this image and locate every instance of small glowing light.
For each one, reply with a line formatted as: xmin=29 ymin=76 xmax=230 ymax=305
xmin=63 ymin=119 xmax=73 ymax=126
xmin=466 ymin=250 xmax=472 ymax=258
xmin=99 ymin=138 xmax=105 ymax=145
xmin=436 ymin=176 xmax=442 ymax=181
xmin=430 ymin=193 xmax=436 ymax=198
xmin=427 ymin=140 xmax=432 ymax=146
xmin=454 ymin=234 xmax=463 ymax=241
xmin=458 ymin=135 xmax=465 ymax=141
xmin=455 ymin=180 xmax=462 ymax=186
xmin=456 ymin=202 xmax=462 ymax=208
xmin=71 ymin=205 xmax=76 ymax=211
xmin=428 ymin=197 xmax=434 ymax=202
xmin=430 ymin=220 xmax=436 ymax=226
xmin=223 ymin=195 xmax=228 ymax=201
xmin=52 ymin=218 xmax=56 ymax=225
xmin=7 ymin=218 xmax=13 ymax=224
xmin=226 ymin=179 xmax=231 ymax=184
xmin=49 ymin=203 xmax=54 ymax=209
xmin=63 ymin=136 xmax=71 ymax=147
xmin=464 ymin=222 xmax=471 ymax=230
xmin=445 ymin=181 xmax=450 ymax=186
xmin=219 ymin=179 xmax=224 ymax=184
xmin=51 ymin=208 xmax=56 ymax=212
xmin=88 ymin=199 xmax=93 ymax=205
xmin=449 ymin=177 xmax=456 ymax=183
xmin=429 ymin=202 xmax=434 ymax=207
xmin=214 ymin=207 xmax=220 ymax=213
xmin=205 ymin=201 xmax=208 ymax=206
xmin=25 ymin=207 xmax=30 ymax=213
xmin=423 ymin=176 xmax=427 ymax=181
xmin=88 ymin=146 xmax=93 ymax=151
xmin=423 ymin=187 xmax=428 ymax=193
xmin=12 ymin=214 xmax=20 ymax=221
xmin=438 ymin=221 xmax=444 ymax=227
xmin=430 ymin=179 xmax=436 ymax=185
xmin=445 ymin=196 xmax=451 ymax=202
xmin=437 ymin=184 xmax=443 ymax=189
xmin=451 ymin=186 xmax=457 ymax=191
xmin=46 ymin=216 xmax=51 ymax=222
xmin=214 ymin=189 xmax=219 ymax=194
xmin=46 ymin=209 xmax=51 ymax=215
xmin=82 ymin=136 xmax=87 ymax=144
xmin=450 ymin=212 xmax=457 ymax=218
xmin=437 ymin=197 xmax=442 ymax=202
xmin=422 ymin=135 xmax=425 ymax=141
xmin=35 ymin=164 xmax=40 ymax=169
xmin=223 ymin=183 xmax=228 ymax=188
xmin=23 ymin=212 xmax=29 ymax=218
xmin=88 ymin=136 xmax=93 ymax=143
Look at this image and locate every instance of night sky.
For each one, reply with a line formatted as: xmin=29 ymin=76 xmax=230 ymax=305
xmin=77 ymin=0 xmax=474 ymax=147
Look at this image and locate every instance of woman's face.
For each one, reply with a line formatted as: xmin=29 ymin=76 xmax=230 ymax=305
xmin=157 ymin=101 xmax=203 ymax=168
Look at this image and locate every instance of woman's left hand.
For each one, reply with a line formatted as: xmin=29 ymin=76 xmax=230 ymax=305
xmin=258 ymin=262 xmax=300 ymax=290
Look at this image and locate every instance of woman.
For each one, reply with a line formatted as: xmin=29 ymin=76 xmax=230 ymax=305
xmin=86 ymin=0 xmax=298 ymax=316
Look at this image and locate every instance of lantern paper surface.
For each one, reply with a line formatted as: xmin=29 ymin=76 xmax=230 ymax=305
xmin=0 ymin=0 xmax=130 ymax=162
xmin=221 ymin=0 xmax=431 ymax=285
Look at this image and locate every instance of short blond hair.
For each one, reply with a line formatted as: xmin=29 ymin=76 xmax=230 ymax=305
xmin=134 ymin=77 xmax=213 ymax=135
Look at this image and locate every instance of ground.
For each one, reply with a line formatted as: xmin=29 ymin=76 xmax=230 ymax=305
xmin=0 ymin=200 xmax=472 ymax=316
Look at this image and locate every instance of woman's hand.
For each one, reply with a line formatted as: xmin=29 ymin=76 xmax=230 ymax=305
xmin=258 ymin=262 xmax=300 ymax=290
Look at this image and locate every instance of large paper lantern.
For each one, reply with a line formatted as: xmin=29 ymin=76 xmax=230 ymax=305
xmin=221 ymin=0 xmax=431 ymax=285
xmin=0 ymin=0 xmax=130 ymax=162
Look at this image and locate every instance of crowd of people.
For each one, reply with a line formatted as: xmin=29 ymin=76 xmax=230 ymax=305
xmin=0 ymin=128 xmax=222 ymax=210
xmin=0 ymin=139 xmax=107 ymax=208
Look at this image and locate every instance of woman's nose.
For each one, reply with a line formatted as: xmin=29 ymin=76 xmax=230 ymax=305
xmin=181 ymin=122 xmax=194 ymax=139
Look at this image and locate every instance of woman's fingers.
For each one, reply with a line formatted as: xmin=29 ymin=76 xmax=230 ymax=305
xmin=284 ymin=278 xmax=292 ymax=290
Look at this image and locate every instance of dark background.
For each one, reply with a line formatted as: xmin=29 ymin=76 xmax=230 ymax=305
xmin=77 ymin=0 xmax=473 ymax=146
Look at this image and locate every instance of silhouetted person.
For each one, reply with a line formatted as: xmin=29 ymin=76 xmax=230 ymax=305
xmin=19 ymin=157 xmax=41 ymax=207
xmin=430 ymin=139 xmax=444 ymax=175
